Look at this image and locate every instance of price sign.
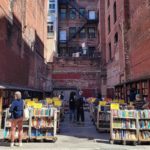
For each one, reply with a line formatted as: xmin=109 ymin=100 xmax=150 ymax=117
xmin=46 ymin=98 xmax=53 ymax=104
xmin=99 ymin=101 xmax=106 ymax=106
xmin=111 ymin=103 xmax=119 ymax=110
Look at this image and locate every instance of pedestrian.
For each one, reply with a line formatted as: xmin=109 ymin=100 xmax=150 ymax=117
xmin=94 ymin=93 xmax=102 ymax=107
xmin=134 ymin=94 xmax=147 ymax=110
xmin=59 ymin=91 xmax=64 ymax=101
xmin=69 ymin=92 xmax=76 ymax=122
xmin=76 ymin=90 xmax=85 ymax=125
xmin=9 ymin=91 xmax=24 ymax=147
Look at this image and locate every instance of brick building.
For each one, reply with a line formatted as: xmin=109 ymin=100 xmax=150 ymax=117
xmin=0 ymin=0 xmax=51 ymax=127
xmin=97 ymin=0 xmax=107 ymax=97
xmin=50 ymin=0 xmax=101 ymax=98
xmin=99 ymin=0 xmax=150 ymax=100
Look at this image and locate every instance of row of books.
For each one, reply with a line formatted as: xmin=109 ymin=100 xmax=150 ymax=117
xmin=113 ymin=120 xmax=136 ymax=129
xmin=32 ymin=108 xmax=55 ymax=117
xmin=31 ymin=129 xmax=53 ymax=137
xmin=4 ymin=129 xmax=28 ymax=139
xmin=32 ymin=118 xmax=54 ymax=128
xmin=138 ymin=110 xmax=150 ymax=119
xmin=140 ymin=131 xmax=150 ymax=139
xmin=99 ymin=112 xmax=110 ymax=121
xmin=99 ymin=123 xmax=110 ymax=128
xmin=139 ymin=120 xmax=150 ymax=129
xmin=112 ymin=130 xmax=137 ymax=140
xmin=112 ymin=110 xmax=136 ymax=118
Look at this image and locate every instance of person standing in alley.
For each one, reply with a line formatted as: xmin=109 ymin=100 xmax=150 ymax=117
xmin=69 ymin=92 xmax=76 ymax=123
xmin=76 ymin=90 xmax=85 ymax=125
xmin=59 ymin=91 xmax=64 ymax=101
xmin=9 ymin=91 xmax=24 ymax=147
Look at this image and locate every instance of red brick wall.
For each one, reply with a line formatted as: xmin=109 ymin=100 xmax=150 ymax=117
xmin=98 ymin=0 xmax=107 ymax=96
xmin=50 ymin=57 xmax=101 ymax=97
xmin=0 ymin=0 xmax=51 ymax=91
xmin=104 ymin=0 xmax=126 ymax=90
xmin=127 ymin=0 xmax=150 ymax=80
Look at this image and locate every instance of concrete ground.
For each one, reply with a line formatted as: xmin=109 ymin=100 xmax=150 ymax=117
xmin=0 ymin=111 xmax=150 ymax=150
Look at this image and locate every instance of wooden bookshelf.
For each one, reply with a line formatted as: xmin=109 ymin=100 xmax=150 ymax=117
xmin=96 ymin=105 xmax=110 ymax=132
xmin=30 ymin=107 xmax=57 ymax=141
xmin=110 ymin=110 xmax=138 ymax=145
xmin=4 ymin=109 xmax=30 ymax=141
xmin=138 ymin=110 xmax=150 ymax=142
xmin=141 ymin=81 xmax=149 ymax=98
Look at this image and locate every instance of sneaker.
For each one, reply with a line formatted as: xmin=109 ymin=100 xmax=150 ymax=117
xmin=18 ymin=142 xmax=22 ymax=147
xmin=10 ymin=142 xmax=14 ymax=147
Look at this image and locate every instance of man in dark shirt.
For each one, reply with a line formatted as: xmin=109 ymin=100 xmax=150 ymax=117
xmin=76 ymin=90 xmax=85 ymax=124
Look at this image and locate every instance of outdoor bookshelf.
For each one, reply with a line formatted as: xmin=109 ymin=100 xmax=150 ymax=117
xmin=4 ymin=108 xmax=30 ymax=141
xmin=110 ymin=110 xmax=138 ymax=145
xmin=30 ymin=107 xmax=57 ymax=142
xmin=138 ymin=110 xmax=150 ymax=142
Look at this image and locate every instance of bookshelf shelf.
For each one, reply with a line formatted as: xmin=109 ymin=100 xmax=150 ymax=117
xmin=110 ymin=110 xmax=150 ymax=144
xmin=113 ymin=128 xmax=136 ymax=130
xmin=96 ymin=106 xmax=110 ymax=132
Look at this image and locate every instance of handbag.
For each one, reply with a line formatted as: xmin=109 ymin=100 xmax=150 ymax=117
xmin=24 ymin=108 xmax=29 ymax=120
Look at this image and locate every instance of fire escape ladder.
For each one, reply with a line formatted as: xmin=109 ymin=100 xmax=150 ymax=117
xmin=66 ymin=0 xmax=88 ymax=20
xmin=68 ymin=22 xmax=87 ymax=43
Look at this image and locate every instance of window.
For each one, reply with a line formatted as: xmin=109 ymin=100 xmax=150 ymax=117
xmin=108 ymin=15 xmax=111 ymax=34
xmin=88 ymin=11 xmax=96 ymax=20
xmin=58 ymin=46 xmax=67 ymax=57
xmin=70 ymin=9 xmax=76 ymax=19
xmin=59 ymin=30 xmax=67 ymax=42
xmin=79 ymin=8 xmax=86 ymax=18
xmin=88 ymin=47 xmax=95 ymax=57
xmin=80 ymin=28 xmax=86 ymax=38
xmin=47 ymin=22 xmax=54 ymax=36
xmin=88 ymin=27 xmax=96 ymax=38
xmin=113 ymin=1 xmax=117 ymax=23
xmin=60 ymin=9 xmax=66 ymax=20
xmin=69 ymin=47 xmax=76 ymax=57
xmin=108 ymin=42 xmax=112 ymax=60
xmin=114 ymin=32 xmax=118 ymax=43
xmin=49 ymin=3 xmax=55 ymax=9
xmin=69 ymin=27 xmax=76 ymax=38
xmin=107 ymin=0 xmax=110 ymax=8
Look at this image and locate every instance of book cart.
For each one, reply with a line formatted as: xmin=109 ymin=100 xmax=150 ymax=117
xmin=138 ymin=110 xmax=150 ymax=143
xmin=96 ymin=105 xmax=110 ymax=132
xmin=3 ymin=108 xmax=30 ymax=142
xmin=3 ymin=107 xmax=58 ymax=142
xmin=110 ymin=110 xmax=138 ymax=145
xmin=30 ymin=107 xmax=57 ymax=142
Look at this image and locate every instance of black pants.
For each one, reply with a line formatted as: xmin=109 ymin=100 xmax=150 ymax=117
xmin=77 ymin=108 xmax=84 ymax=122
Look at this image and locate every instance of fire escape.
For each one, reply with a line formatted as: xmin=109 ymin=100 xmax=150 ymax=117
xmin=58 ymin=0 xmax=99 ymax=57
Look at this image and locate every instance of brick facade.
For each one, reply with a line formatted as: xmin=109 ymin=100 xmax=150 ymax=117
xmin=50 ymin=57 xmax=101 ymax=98
xmin=51 ymin=0 xmax=100 ymax=98
xmin=127 ymin=0 xmax=150 ymax=80
xmin=99 ymin=0 xmax=150 ymax=98
xmin=0 ymin=0 xmax=51 ymax=91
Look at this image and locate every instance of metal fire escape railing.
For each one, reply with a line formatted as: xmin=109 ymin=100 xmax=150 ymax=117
xmin=59 ymin=0 xmax=98 ymax=43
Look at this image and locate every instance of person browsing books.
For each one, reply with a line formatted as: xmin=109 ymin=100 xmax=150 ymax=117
xmin=9 ymin=91 xmax=24 ymax=147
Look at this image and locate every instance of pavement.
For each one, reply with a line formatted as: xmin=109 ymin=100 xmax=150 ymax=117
xmin=0 ymin=111 xmax=150 ymax=150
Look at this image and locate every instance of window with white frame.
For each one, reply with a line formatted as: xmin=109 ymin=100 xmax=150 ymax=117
xmin=59 ymin=30 xmax=67 ymax=42
xmin=88 ymin=11 xmax=96 ymax=20
xmin=47 ymin=22 xmax=54 ymax=37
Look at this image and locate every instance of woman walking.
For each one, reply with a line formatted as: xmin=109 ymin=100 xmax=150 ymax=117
xmin=9 ymin=91 xmax=24 ymax=147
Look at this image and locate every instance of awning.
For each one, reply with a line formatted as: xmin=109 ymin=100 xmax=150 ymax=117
xmin=0 ymin=83 xmax=42 ymax=92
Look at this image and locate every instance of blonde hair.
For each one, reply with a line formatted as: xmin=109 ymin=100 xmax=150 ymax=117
xmin=15 ymin=91 xmax=22 ymax=99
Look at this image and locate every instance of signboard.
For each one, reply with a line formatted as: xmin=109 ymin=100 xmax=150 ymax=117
xmin=111 ymin=103 xmax=119 ymax=110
